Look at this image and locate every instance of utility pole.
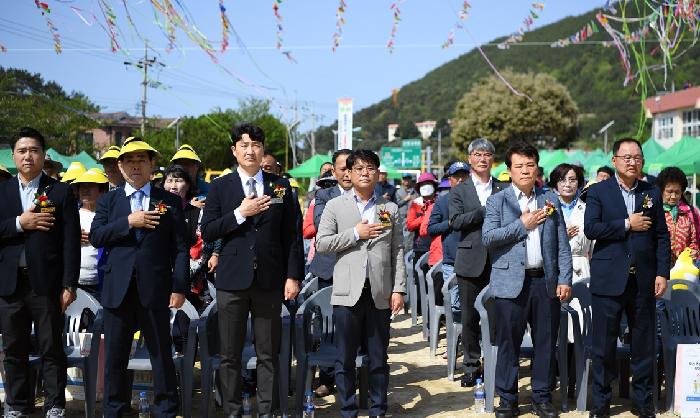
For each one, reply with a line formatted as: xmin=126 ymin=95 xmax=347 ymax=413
xmin=124 ymin=42 xmax=163 ymax=136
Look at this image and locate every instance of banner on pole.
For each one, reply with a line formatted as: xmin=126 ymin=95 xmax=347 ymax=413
xmin=337 ymin=98 xmax=353 ymax=150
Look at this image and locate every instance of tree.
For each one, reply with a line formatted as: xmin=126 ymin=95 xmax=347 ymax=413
xmin=146 ymin=98 xmax=288 ymax=170
xmin=0 ymin=67 xmax=100 ymax=153
xmin=451 ymin=70 xmax=578 ymax=157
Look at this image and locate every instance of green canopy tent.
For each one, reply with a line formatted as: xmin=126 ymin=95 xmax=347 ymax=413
xmin=0 ymin=148 xmax=101 ymax=175
xmin=539 ymin=149 xmax=568 ymax=177
xmin=641 ymin=138 xmax=665 ymax=161
xmin=0 ymin=149 xmax=17 ymax=174
xmin=645 ymin=136 xmax=700 ymax=175
xmin=287 ymin=154 xmax=332 ymax=178
xmin=491 ymin=162 xmax=507 ymax=177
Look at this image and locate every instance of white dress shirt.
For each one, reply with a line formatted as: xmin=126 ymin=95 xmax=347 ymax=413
xmin=234 ymin=168 xmax=265 ymax=225
xmin=123 ymin=182 xmax=151 ymax=216
xmin=472 ymin=173 xmax=493 ymax=206
xmin=15 ymin=174 xmax=42 ymax=267
xmin=513 ymin=184 xmax=543 ymax=269
xmin=351 ymin=189 xmax=377 ymax=241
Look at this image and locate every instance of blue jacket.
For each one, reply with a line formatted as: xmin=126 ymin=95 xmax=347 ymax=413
xmin=583 ymin=177 xmax=671 ymax=297
xmin=427 ymin=193 xmax=458 ymax=265
xmin=309 ymin=186 xmax=342 ymax=279
xmin=482 ymin=187 xmax=572 ymax=299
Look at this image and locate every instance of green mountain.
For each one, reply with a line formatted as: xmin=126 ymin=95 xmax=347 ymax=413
xmin=315 ymin=7 xmax=700 ymax=154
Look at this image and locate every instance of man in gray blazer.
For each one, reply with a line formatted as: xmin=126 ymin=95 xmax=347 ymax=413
xmin=316 ymin=149 xmax=406 ymax=418
xmin=309 ymin=148 xmax=352 ymax=397
xmin=482 ymin=142 xmax=572 ymax=418
xmin=448 ymin=138 xmax=505 ymax=387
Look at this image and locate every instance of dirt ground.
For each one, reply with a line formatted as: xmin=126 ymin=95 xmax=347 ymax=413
xmin=44 ymin=313 xmax=675 ymax=417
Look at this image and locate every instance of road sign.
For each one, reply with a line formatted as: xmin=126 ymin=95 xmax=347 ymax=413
xmin=380 ymin=146 xmax=421 ymax=169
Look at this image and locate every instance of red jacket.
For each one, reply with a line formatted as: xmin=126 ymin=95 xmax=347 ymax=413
xmin=419 ymin=203 xmax=442 ymax=266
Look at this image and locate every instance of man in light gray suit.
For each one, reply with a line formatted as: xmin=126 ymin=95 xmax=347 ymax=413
xmin=316 ymin=149 xmax=406 ymax=418
xmin=482 ymin=142 xmax=572 ymax=418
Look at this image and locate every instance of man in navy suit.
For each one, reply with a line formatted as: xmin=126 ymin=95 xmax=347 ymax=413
xmin=90 ymin=138 xmax=189 ymax=418
xmin=201 ymin=123 xmax=303 ymax=417
xmin=482 ymin=142 xmax=572 ymax=418
xmin=584 ymin=138 xmax=671 ymax=418
xmin=308 ymin=148 xmax=352 ymax=397
xmin=0 ymin=127 xmax=80 ymax=417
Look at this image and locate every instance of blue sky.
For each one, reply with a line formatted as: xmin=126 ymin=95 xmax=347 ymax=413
xmin=1 ymin=1 xmax=596 ymax=129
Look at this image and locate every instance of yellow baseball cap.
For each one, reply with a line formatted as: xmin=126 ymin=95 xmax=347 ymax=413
xmin=118 ymin=137 xmax=158 ymax=159
xmin=288 ymin=178 xmax=300 ymax=188
xmin=61 ymin=161 xmax=87 ymax=183
xmin=72 ymin=168 xmax=109 ymax=185
xmin=497 ymin=171 xmax=511 ymax=182
xmin=152 ymin=171 xmax=164 ymax=180
xmin=99 ymin=145 xmax=121 ymax=162
xmin=220 ymin=168 xmax=233 ymax=176
xmin=170 ymin=144 xmax=201 ymax=163
xmin=0 ymin=164 xmax=11 ymax=178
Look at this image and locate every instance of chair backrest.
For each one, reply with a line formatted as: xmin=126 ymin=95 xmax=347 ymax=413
xmin=64 ymin=289 xmax=102 ymax=348
xmin=426 ymin=260 xmax=443 ymax=310
xmin=414 ymin=253 xmax=430 ymax=298
xmin=441 ymin=273 xmax=457 ymax=326
xmin=475 ymin=285 xmax=494 ymax=348
xmin=207 ymin=280 xmax=217 ymax=300
xmin=663 ymin=286 xmax=700 ymax=344
xmin=299 ymin=276 xmax=319 ymax=302
xmin=295 ymin=286 xmax=334 ymax=354
xmin=404 ymin=250 xmax=414 ymax=283
xmin=198 ymin=301 xmax=219 ymax=358
xmin=668 ymin=279 xmax=700 ymax=300
xmin=570 ymin=278 xmax=593 ymax=346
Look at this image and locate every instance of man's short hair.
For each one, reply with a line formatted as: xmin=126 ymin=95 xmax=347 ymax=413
xmin=263 ymin=151 xmax=278 ymax=161
xmin=11 ymin=127 xmax=46 ymax=151
xmin=612 ymin=138 xmax=642 ymax=156
xmin=468 ymin=138 xmax=495 ymax=155
xmin=332 ymin=149 xmax=352 ymax=166
xmin=505 ymin=142 xmax=539 ymax=168
xmin=231 ymin=123 xmax=265 ymax=145
xmin=346 ymin=149 xmax=380 ymax=170
xmin=597 ymin=166 xmax=614 ymax=177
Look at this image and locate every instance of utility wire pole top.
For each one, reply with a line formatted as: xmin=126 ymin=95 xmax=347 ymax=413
xmin=123 ymin=43 xmax=165 ymax=136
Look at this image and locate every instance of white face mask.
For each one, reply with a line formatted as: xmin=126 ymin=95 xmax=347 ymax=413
xmin=419 ymin=184 xmax=435 ymax=197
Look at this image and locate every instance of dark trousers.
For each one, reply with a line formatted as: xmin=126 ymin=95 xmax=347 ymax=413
xmin=334 ymin=286 xmax=391 ymax=418
xmin=0 ymin=271 xmax=66 ymax=413
xmin=457 ymin=268 xmax=489 ymax=374
xmin=591 ymin=275 xmax=656 ymax=412
xmin=494 ymin=276 xmax=560 ymax=405
xmin=103 ymin=280 xmax=178 ymax=418
xmin=217 ymin=283 xmax=281 ymax=416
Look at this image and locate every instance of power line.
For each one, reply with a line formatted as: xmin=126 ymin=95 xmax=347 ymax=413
xmin=123 ymin=42 xmax=165 ymax=135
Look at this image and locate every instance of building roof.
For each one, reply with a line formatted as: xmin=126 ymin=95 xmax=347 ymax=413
xmin=644 ymin=86 xmax=700 ymax=116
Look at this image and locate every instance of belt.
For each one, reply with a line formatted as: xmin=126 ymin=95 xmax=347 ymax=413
xmin=525 ymin=267 xmax=545 ymax=278
xmin=629 ymin=265 xmax=637 ymax=275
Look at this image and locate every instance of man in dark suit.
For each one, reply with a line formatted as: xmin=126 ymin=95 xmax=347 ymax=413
xmin=482 ymin=142 xmax=572 ymax=418
xmin=89 ymin=138 xmax=189 ymax=418
xmin=201 ymin=123 xmax=303 ymax=417
xmin=308 ymin=148 xmax=352 ymax=397
xmin=0 ymin=127 xmax=80 ymax=417
xmin=448 ymin=138 xmax=505 ymax=387
xmin=584 ymin=138 xmax=671 ymax=418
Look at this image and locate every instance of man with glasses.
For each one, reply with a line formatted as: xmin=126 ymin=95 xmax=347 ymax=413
xmin=448 ymin=138 xmax=505 ymax=387
xmin=584 ymin=138 xmax=671 ymax=418
xmin=201 ymin=123 xmax=303 ymax=417
xmin=316 ymin=149 xmax=405 ymax=418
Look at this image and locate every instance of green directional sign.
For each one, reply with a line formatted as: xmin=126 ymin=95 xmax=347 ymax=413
xmin=380 ymin=146 xmax=422 ymax=169
xmin=402 ymin=139 xmax=422 ymax=149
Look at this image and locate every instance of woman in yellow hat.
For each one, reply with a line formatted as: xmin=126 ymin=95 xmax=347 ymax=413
xmin=72 ymin=169 xmax=109 ymax=301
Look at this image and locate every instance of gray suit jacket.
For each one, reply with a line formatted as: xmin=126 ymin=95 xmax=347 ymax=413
xmin=309 ymin=186 xmax=342 ymax=279
xmin=482 ymin=186 xmax=573 ymax=299
xmin=316 ymin=193 xmax=406 ymax=309
xmin=448 ymin=177 xmax=505 ymax=277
